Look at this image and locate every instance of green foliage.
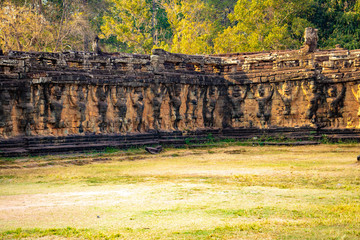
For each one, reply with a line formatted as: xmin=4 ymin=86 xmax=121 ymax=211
xmin=4 ymin=0 xmax=360 ymax=53
xmin=206 ymin=133 xmax=215 ymax=142
xmin=105 ymin=147 xmax=120 ymax=153
xmin=100 ymin=0 xmax=154 ymax=54
xmin=214 ymin=0 xmax=291 ymax=53
xmin=314 ymin=0 xmax=360 ymax=49
xmin=321 ymin=134 xmax=331 ymax=144
xmin=161 ymin=0 xmax=215 ymax=54
xmin=184 ymin=138 xmax=193 ymax=145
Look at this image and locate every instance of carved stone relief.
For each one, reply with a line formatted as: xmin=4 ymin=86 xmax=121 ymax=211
xmin=203 ymin=86 xmax=218 ymax=128
xmin=111 ymin=86 xmax=129 ymax=132
xmin=19 ymin=88 xmax=35 ymax=136
xmin=253 ymin=84 xmax=274 ymax=128
xmin=302 ymin=80 xmax=321 ymax=126
xmin=0 ymin=89 xmax=13 ymax=137
xmin=227 ymin=85 xmax=248 ymax=126
xmin=185 ymin=85 xmax=199 ymax=129
xmin=46 ymin=85 xmax=65 ymax=135
xmin=0 ymin=79 xmax=359 ymax=137
xmin=351 ymin=84 xmax=360 ymax=128
xmin=150 ymin=83 xmax=166 ymax=131
xmin=326 ymin=83 xmax=346 ymax=127
xmin=2 ymin=33 xmax=360 ymax=139
xmin=168 ymin=84 xmax=182 ymax=130
xmin=130 ymin=87 xmax=144 ymax=132
xmin=68 ymin=85 xmax=88 ymax=133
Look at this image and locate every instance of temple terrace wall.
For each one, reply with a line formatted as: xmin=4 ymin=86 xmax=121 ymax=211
xmin=2 ymin=33 xmax=360 ymax=155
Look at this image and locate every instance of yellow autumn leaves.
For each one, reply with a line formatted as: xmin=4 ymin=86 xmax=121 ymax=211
xmin=215 ymin=0 xmax=290 ymax=53
xmin=162 ymin=0 xmax=213 ymax=54
xmin=0 ymin=3 xmax=55 ymax=52
xmin=100 ymin=0 xmax=214 ymax=54
xmin=3 ymin=0 xmax=360 ymax=54
xmin=0 ymin=1 xmax=92 ymax=52
xmin=100 ymin=0 xmax=298 ymax=54
xmin=100 ymin=0 xmax=153 ymax=54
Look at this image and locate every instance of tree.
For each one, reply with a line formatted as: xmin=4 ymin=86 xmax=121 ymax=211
xmin=314 ymin=0 xmax=360 ymax=49
xmin=100 ymin=0 xmax=154 ymax=54
xmin=161 ymin=0 xmax=214 ymax=54
xmin=0 ymin=0 xmax=99 ymax=52
xmin=0 ymin=2 xmax=56 ymax=52
xmin=52 ymin=1 xmax=95 ymax=52
xmin=214 ymin=0 xmax=295 ymax=53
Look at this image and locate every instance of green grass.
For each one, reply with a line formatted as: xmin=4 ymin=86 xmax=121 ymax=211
xmin=1 ymin=227 xmax=122 ymax=239
xmin=1 ymin=144 xmax=360 ymax=239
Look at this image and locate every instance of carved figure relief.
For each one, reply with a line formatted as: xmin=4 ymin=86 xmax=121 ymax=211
xmin=254 ymin=84 xmax=274 ymax=128
xmin=351 ymin=84 xmax=360 ymax=128
xmin=86 ymin=85 xmax=97 ymax=132
xmin=0 ymin=89 xmax=13 ymax=136
xmin=168 ymin=84 xmax=182 ymax=130
xmin=203 ymin=86 xmax=218 ymax=128
xmin=302 ymin=81 xmax=321 ymax=125
xmin=326 ymin=84 xmax=346 ymax=127
xmin=96 ymin=86 xmax=109 ymax=133
xmin=302 ymin=27 xmax=318 ymax=53
xmin=69 ymin=85 xmax=87 ymax=133
xmin=19 ymin=90 xmax=35 ymax=136
xmin=346 ymin=115 xmax=355 ymax=128
xmin=32 ymin=85 xmax=46 ymax=134
xmin=185 ymin=85 xmax=199 ymax=129
xmin=130 ymin=88 xmax=144 ymax=132
xmin=276 ymin=81 xmax=300 ymax=116
xmin=4 ymin=31 xmax=360 ymax=140
xmin=111 ymin=86 xmax=129 ymax=132
xmin=227 ymin=85 xmax=248 ymax=126
xmin=150 ymin=83 xmax=166 ymax=130
xmin=46 ymin=85 xmax=65 ymax=134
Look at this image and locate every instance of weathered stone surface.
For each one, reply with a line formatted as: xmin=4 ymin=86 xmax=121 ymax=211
xmin=302 ymin=27 xmax=318 ymax=53
xmin=2 ymin=31 xmax=360 ymax=155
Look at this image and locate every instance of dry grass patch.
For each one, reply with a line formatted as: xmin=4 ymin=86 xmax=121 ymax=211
xmin=0 ymin=144 xmax=360 ymax=239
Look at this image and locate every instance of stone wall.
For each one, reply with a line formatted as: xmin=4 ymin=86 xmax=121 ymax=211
xmin=1 ymin=43 xmax=360 ymax=140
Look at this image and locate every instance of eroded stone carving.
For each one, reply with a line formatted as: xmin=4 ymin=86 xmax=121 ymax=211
xmin=254 ymin=84 xmax=274 ymax=128
xmin=168 ymin=84 xmax=182 ymax=130
xmin=92 ymin=36 xmax=102 ymax=55
xmin=149 ymin=83 xmax=166 ymax=131
xmin=69 ymin=85 xmax=87 ymax=133
xmin=96 ymin=86 xmax=109 ymax=133
xmin=227 ymin=85 xmax=248 ymax=125
xmin=302 ymin=27 xmax=318 ymax=53
xmin=32 ymin=84 xmax=46 ymax=134
xmin=0 ymin=89 xmax=13 ymax=137
xmin=130 ymin=87 xmax=144 ymax=132
xmin=1 ymin=27 xmax=360 ymax=140
xmin=186 ymin=85 xmax=199 ymax=129
xmin=276 ymin=81 xmax=300 ymax=116
xmin=19 ymin=89 xmax=35 ymax=136
xmin=111 ymin=86 xmax=129 ymax=132
xmin=302 ymin=80 xmax=321 ymax=125
xmin=326 ymin=83 xmax=346 ymax=127
xmin=203 ymin=86 xmax=217 ymax=128
xmin=46 ymin=85 xmax=65 ymax=135
xmin=351 ymin=84 xmax=360 ymax=128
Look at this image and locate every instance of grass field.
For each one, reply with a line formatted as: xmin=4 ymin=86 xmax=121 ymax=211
xmin=0 ymin=143 xmax=360 ymax=239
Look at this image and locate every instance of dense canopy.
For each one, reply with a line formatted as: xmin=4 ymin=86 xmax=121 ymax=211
xmin=1 ymin=0 xmax=360 ymax=54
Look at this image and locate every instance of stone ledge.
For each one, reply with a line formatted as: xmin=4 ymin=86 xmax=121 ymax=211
xmin=1 ymin=128 xmax=359 ymax=157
